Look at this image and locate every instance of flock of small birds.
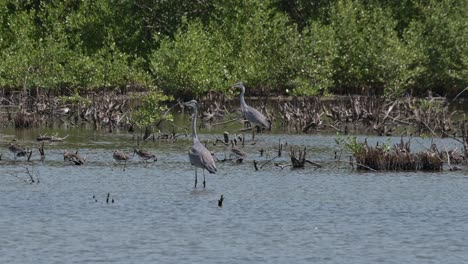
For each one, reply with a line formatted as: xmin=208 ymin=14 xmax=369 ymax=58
xmin=5 ymin=142 xmax=158 ymax=165
xmin=112 ymin=149 xmax=158 ymax=163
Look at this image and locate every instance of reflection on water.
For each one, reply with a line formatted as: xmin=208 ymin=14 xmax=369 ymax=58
xmin=1 ymin=127 xmax=468 ymax=264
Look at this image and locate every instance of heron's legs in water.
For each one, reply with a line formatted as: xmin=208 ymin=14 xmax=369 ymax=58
xmin=193 ymin=168 xmax=206 ymax=188
xmin=203 ymin=169 xmax=206 ymax=188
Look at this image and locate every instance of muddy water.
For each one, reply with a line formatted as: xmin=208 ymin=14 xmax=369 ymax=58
xmin=1 ymin=124 xmax=468 ymax=264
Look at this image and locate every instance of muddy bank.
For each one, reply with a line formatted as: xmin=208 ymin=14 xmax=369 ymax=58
xmin=1 ymin=90 xmax=466 ymax=140
xmin=1 ymin=89 xmax=467 ymax=171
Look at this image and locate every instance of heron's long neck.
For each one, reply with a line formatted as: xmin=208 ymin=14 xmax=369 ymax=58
xmin=191 ymin=107 xmax=199 ymax=141
xmin=240 ymin=87 xmax=247 ymax=111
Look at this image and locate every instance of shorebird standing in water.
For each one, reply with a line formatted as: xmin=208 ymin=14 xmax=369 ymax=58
xmin=8 ymin=142 xmax=27 ymax=160
xmin=113 ymin=150 xmax=129 ymax=162
xmin=184 ymin=100 xmax=217 ymax=188
xmin=63 ymin=150 xmax=85 ymax=165
xmin=133 ymin=149 xmax=158 ymax=162
xmin=231 ymin=82 xmax=271 ymax=140
xmin=230 ymin=140 xmax=246 ymax=163
xmin=113 ymin=150 xmax=130 ymax=170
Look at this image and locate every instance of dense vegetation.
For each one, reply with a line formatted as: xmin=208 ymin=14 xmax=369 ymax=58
xmin=0 ymin=0 xmax=466 ymax=98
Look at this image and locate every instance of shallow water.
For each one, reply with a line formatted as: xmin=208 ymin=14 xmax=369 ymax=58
xmin=1 ymin=127 xmax=468 ymax=264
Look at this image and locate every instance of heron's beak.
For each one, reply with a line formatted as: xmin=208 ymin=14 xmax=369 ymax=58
xmin=183 ymin=101 xmax=195 ymax=109
xmin=231 ymin=82 xmax=240 ymax=87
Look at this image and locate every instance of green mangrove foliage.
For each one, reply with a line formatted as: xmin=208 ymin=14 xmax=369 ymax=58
xmin=0 ymin=0 xmax=466 ymax=97
xmin=327 ymin=1 xmax=423 ymax=97
xmin=132 ymin=88 xmax=174 ymax=128
xmin=151 ymin=19 xmax=231 ymax=96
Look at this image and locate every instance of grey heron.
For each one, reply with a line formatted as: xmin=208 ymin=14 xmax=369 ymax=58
xmin=184 ymin=100 xmax=217 ymax=188
xmin=133 ymin=149 xmax=158 ymax=162
xmin=232 ymin=82 xmax=271 ymax=139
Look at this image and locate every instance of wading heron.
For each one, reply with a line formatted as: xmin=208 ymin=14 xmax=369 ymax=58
xmin=232 ymin=82 xmax=271 ymax=139
xmin=184 ymin=100 xmax=217 ymax=188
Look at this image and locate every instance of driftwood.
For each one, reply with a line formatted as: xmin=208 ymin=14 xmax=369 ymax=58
xmin=289 ymin=146 xmax=323 ymax=169
xmin=290 ymin=146 xmax=307 ymax=168
xmin=1 ymin=88 xmax=463 ymax=139
xmin=37 ymin=134 xmax=69 ymax=142
xmin=276 ymin=95 xmax=459 ymax=137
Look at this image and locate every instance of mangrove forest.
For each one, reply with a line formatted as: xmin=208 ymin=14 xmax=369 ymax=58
xmin=0 ymin=0 xmax=466 ymax=98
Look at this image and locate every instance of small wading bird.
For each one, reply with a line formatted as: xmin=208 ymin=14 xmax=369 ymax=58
xmin=230 ymin=139 xmax=246 ymax=162
xmin=113 ymin=150 xmax=130 ymax=171
xmin=113 ymin=150 xmax=130 ymax=164
xmin=63 ymin=150 xmax=85 ymax=165
xmin=8 ymin=142 xmax=27 ymax=160
xmin=133 ymin=149 xmax=157 ymax=162
xmin=231 ymin=82 xmax=271 ymax=139
xmin=184 ymin=100 xmax=217 ymax=188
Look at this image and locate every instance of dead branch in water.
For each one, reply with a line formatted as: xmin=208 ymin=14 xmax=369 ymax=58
xmin=36 ymin=134 xmax=69 ymax=142
xmin=290 ymin=146 xmax=307 ymax=168
xmin=38 ymin=142 xmax=45 ymax=156
xmin=320 ymin=160 xmax=378 ymax=172
xmin=260 ymin=155 xmax=279 ymax=169
xmin=349 ymin=138 xmax=444 ymax=171
xmin=26 ymin=150 xmax=33 ymax=161
xmin=8 ymin=166 xmax=40 ymax=184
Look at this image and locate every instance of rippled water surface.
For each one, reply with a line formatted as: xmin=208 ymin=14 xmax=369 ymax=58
xmin=1 ymin=127 xmax=468 ymax=264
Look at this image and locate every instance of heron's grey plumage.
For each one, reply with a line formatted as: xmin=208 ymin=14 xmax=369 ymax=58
xmin=232 ymin=82 xmax=270 ymax=129
xmin=184 ymin=100 xmax=216 ymax=188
